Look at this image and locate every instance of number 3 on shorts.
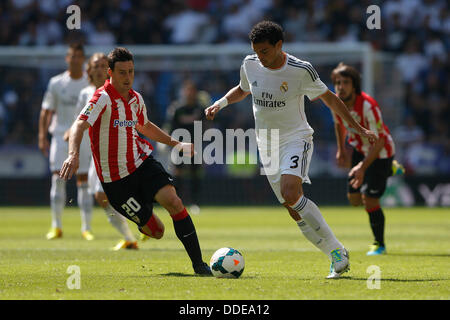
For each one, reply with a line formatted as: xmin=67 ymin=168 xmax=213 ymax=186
xmin=290 ymin=155 xmax=299 ymax=169
xmin=121 ymin=197 xmax=142 ymax=224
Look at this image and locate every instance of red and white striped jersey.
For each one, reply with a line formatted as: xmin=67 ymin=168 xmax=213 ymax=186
xmin=78 ymin=79 xmax=153 ymax=183
xmin=334 ymin=92 xmax=395 ymax=159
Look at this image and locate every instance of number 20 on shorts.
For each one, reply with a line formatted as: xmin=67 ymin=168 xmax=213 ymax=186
xmin=121 ymin=197 xmax=142 ymax=224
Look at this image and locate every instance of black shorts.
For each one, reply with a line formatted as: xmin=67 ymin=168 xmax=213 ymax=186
xmin=101 ymin=156 xmax=174 ymax=227
xmin=348 ymin=149 xmax=393 ymax=199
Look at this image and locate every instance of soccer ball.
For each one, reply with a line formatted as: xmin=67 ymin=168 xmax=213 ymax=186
xmin=210 ymin=247 xmax=245 ymax=278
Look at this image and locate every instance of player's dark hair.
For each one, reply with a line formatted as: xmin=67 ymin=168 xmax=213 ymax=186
xmin=108 ymin=47 xmax=134 ymax=71
xmin=249 ymin=21 xmax=284 ymax=45
xmin=68 ymin=42 xmax=84 ymax=55
xmin=331 ymin=62 xmax=362 ymax=94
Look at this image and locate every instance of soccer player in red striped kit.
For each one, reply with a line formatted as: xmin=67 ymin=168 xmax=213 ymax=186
xmin=331 ymin=62 xmax=403 ymax=256
xmin=60 ymin=47 xmax=212 ymax=275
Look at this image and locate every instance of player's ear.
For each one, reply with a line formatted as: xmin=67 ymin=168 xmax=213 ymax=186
xmin=275 ymin=40 xmax=283 ymax=50
xmin=107 ymin=68 xmax=112 ymax=77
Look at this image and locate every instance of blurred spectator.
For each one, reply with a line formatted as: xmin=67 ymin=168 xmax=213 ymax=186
xmin=163 ymin=2 xmax=209 ymax=44
xmin=0 ymin=0 xmax=447 ymax=178
xmin=395 ymin=38 xmax=429 ymax=84
xmin=87 ymin=18 xmax=116 ymax=45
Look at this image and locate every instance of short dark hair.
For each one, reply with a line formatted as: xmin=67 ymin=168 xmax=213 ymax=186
xmin=68 ymin=42 xmax=84 ymax=55
xmin=107 ymin=47 xmax=133 ymax=70
xmin=249 ymin=21 xmax=284 ymax=45
xmin=331 ymin=62 xmax=362 ymax=94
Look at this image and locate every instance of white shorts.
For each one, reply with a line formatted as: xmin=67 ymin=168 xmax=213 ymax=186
xmin=260 ymin=135 xmax=314 ymax=203
xmin=88 ymin=159 xmax=103 ymax=194
xmin=49 ymin=132 xmax=91 ymax=174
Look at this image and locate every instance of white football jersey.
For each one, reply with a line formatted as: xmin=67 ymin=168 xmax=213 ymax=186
xmin=239 ymin=53 xmax=328 ymax=145
xmin=75 ymin=85 xmax=96 ymax=117
xmin=42 ymin=71 xmax=89 ymax=135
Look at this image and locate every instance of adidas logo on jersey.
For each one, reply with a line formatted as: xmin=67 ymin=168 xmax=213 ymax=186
xmin=252 ymin=81 xmax=258 ymax=87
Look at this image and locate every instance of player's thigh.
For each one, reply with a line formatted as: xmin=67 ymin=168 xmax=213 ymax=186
xmin=361 ymin=158 xmax=392 ymax=199
xmin=280 ymin=136 xmax=313 ymax=183
xmin=138 ymin=157 xmax=180 ymax=214
xmin=279 ymin=137 xmax=313 ymax=203
xmin=49 ymin=134 xmax=67 ymax=172
xmin=154 ymin=185 xmax=184 ymax=215
xmin=101 ymin=174 xmax=152 ymax=227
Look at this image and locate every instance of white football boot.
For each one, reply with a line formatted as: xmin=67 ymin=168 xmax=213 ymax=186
xmin=326 ymin=248 xmax=350 ymax=279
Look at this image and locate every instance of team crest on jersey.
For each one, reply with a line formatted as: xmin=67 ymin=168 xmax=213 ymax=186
xmin=280 ymin=82 xmax=288 ymax=93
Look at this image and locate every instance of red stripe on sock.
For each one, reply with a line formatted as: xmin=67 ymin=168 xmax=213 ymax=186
xmin=366 ymin=205 xmax=381 ymax=213
xmin=171 ymin=208 xmax=189 ymax=221
xmin=147 ymin=214 xmax=163 ymax=233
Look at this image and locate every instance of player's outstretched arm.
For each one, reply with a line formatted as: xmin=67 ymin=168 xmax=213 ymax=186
xmin=38 ymin=109 xmax=54 ymax=157
xmin=333 ymin=119 xmax=350 ymax=168
xmin=60 ymin=119 xmax=90 ymax=181
xmin=205 ymin=85 xmax=250 ymax=120
xmin=319 ymin=90 xmax=377 ymax=142
xmin=136 ymin=122 xmax=195 ymax=157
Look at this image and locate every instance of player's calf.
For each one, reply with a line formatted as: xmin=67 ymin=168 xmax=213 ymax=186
xmin=138 ymin=213 xmax=165 ymax=239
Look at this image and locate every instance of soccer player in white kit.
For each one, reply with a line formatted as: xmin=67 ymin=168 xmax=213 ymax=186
xmin=205 ymin=21 xmax=377 ymax=278
xmin=73 ymin=52 xmax=138 ymax=250
xmin=38 ymin=43 xmax=93 ymax=240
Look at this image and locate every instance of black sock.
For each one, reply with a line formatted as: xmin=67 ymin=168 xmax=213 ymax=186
xmin=173 ymin=215 xmax=203 ymax=266
xmin=367 ymin=206 xmax=385 ymax=247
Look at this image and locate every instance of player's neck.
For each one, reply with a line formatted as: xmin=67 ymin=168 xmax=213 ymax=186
xmin=345 ymin=94 xmax=357 ymax=110
xmin=267 ymin=52 xmax=286 ymax=70
xmin=68 ymin=68 xmax=83 ymax=80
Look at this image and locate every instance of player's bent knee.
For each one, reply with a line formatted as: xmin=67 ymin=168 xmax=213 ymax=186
xmin=281 ymin=190 xmax=300 ymax=206
xmin=348 ymin=193 xmax=362 ymax=206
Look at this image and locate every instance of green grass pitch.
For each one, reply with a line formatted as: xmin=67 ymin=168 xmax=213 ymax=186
xmin=0 ymin=206 xmax=448 ymax=300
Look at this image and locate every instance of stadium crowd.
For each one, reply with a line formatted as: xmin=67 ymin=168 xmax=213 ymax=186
xmin=0 ymin=0 xmax=448 ymax=175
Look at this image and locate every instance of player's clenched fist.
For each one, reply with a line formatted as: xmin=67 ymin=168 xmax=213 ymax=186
xmin=59 ymin=155 xmax=79 ymax=181
xmin=204 ymin=104 xmax=221 ymax=120
xmin=174 ymin=142 xmax=196 ymax=157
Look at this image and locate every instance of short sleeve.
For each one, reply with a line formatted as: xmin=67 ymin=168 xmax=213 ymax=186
xmin=239 ymin=63 xmax=250 ymax=92
xmin=299 ymin=62 xmax=328 ymax=100
xmin=138 ymin=102 xmax=149 ymax=126
xmin=42 ymin=79 xmax=56 ymax=111
xmin=78 ymin=92 xmax=107 ymax=126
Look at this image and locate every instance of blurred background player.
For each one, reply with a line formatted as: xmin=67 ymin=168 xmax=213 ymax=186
xmin=164 ymin=79 xmax=209 ymax=215
xmin=72 ymin=52 xmax=138 ymax=250
xmin=330 ymin=62 xmax=404 ymax=256
xmin=38 ymin=43 xmax=93 ymax=240
xmin=205 ymin=21 xmax=377 ymax=278
xmin=60 ymin=47 xmax=212 ymax=275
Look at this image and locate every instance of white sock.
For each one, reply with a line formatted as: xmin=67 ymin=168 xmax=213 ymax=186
xmin=296 ymin=219 xmax=328 ymax=254
xmin=291 ymin=196 xmax=344 ymax=259
xmin=105 ymin=204 xmax=136 ymax=242
xmin=50 ymin=174 xmax=66 ymax=229
xmin=78 ymin=182 xmax=93 ymax=232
